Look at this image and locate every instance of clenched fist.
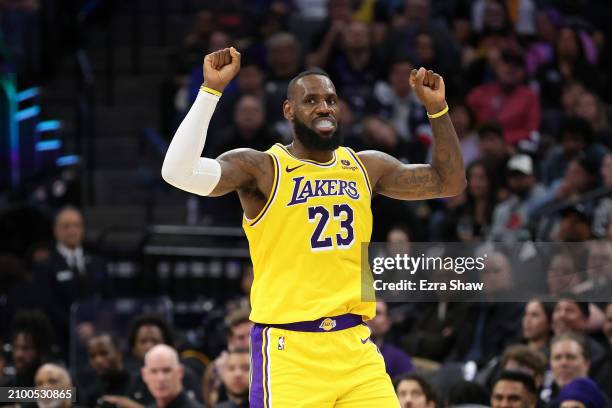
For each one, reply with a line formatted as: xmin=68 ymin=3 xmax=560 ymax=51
xmin=203 ymin=47 xmax=241 ymax=93
xmin=409 ymin=67 xmax=447 ymax=115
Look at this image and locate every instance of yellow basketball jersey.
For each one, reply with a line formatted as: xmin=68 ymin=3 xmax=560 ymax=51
xmin=243 ymin=143 xmax=375 ymax=324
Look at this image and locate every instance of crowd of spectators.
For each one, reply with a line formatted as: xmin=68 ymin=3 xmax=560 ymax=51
xmin=2 ymin=0 xmax=612 ymax=407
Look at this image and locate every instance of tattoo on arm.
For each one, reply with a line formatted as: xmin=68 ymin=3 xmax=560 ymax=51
xmin=429 ymin=114 xmax=465 ymax=195
xmin=208 ymin=149 xmax=271 ymax=196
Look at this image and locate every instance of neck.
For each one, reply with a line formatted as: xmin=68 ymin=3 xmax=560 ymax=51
xmin=373 ymin=335 xmax=384 ymax=348
xmin=528 ymin=336 xmax=548 ymax=350
xmin=156 ymin=395 xmax=176 ymax=408
xmin=347 ymin=49 xmax=370 ymax=70
xmin=229 ymin=392 xmax=247 ymax=405
xmin=287 ymin=141 xmax=335 ymax=163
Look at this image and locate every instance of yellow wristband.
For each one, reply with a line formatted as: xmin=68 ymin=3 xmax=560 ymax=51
xmin=427 ymin=104 xmax=449 ymax=119
xmin=200 ymin=85 xmax=222 ymax=97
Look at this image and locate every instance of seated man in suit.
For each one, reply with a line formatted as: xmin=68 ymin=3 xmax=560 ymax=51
xmin=35 ymin=206 xmax=112 ymax=358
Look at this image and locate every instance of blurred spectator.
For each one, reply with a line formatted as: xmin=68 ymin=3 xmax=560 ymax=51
xmin=214 ymin=349 xmax=249 ymax=408
xmin=480 ymin=252 xmax=515 ymax=300
xmin=547 ymin=332 xmax=591 ymax=401
xmin=142 ymin=345 xmax=202 ymax=408
xmin=524 ymin=7 xmax=559 ymax=76
xmin=521 ymin=299 xmax=553 ymax=354
xmin=210 ymin=95 xmax=280 ymax=157
xmin=575 ymin=91 xmax=612 ymax=149
xmin=557 ymin=377 xmax=607 ymax=408
xmin=369 ymin=57 xmax=431 ymax=150
xmin=401 ymin=297 xmax=474 ymax=363
xmin=202 ymin=308 xmax=253 ymax=408
xmin=556 ymin=205 xmax=595 ymax=243
xmin=500 ymin=345 xmax=547 ymax=391
xmin=34 ymin=363 xmax=72 ymax=408
xmin=572 ymin=241 xmax=612 ymax=297
xmin=125 ymin=315 xmax=175 ymax=373
xmin=546 ymin=253 xmax=582 ymax=298
xmin=441 ymin=160 xmax=498 ymax=242
xmin=325 ymin=21 xmax=380 ymax=118
xmin=207 ymin=61 xmax=266 ymax=137
xmin=367 ymin=301 xmax=413 ymax=380
xmin=540 ymin=118 xmax=607 ymax=186
xmin=0 ymin=309 xmax=55 ymax=388
xmin=34 ymin=206 xmax=111 ymax=357
xmin=124 ymin=315 xmax=202 ymax=406
xmin=605 ymin=303 xmax=612 ymax=348
xmin=467 ymin=50 xmax=541 ymax=146
xmin=471 ymin=0 xmax=510 ymax=34
xmin=592 ymin=153 xmax=612 ymax=238
xmin=551 ymin=297 xmax=607 ymax=386
xmin=490 ymin=370 xmax=537 ymax=408
xmin=449 ymin=102 xmax=480 ymax=166
xmin=536 ymin=26 xmax=602 ymax=109
xmin=394 ymin=372 xmax=438 ymax=408
xmin=359 ymin=115 xmax=425 ymax=164
xmin=389 ymin=0 xmax=457 ymax=75
xmin=226 ymin=262 xmax=253 ymax=313
xmin=476 ymin=121 xmax=510 ymax=192
xmin=460 ymin=282 xmax=523 ymax=367
xmin=489 ymin=154 xmax=546 ymax=242
xmin=85 ymin=333 xmax=141 ymax=408
xmin=476 ymin=344 xmax=548 ymax=400
xmin=446 ymin=380 xmax=489 ymax=407
xmin=306 ymin=0 xmax=354 ymax=69
xmin=264 ymin=32 xmax=303 ymax=126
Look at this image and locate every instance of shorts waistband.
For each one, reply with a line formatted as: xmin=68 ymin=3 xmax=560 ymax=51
xmin=255 ymin=314 xmax=363 ymax=332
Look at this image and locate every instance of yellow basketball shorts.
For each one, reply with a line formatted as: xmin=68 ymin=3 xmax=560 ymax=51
xmin=249 ymin=315 xmax=400 ymax=408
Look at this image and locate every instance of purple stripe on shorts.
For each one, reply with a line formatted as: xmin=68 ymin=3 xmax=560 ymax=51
xmin=250 ymin=325 xmax=265 ymax=408
xmin=265 ymin=327 xmax=271 ymax=408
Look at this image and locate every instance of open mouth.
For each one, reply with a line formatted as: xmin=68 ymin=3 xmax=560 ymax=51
xmin=312 ymin=117 xmax=337 ymax=134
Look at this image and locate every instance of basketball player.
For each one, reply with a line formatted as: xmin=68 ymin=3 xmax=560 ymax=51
xmin=162 ymin=47 xmax=466 ymax=407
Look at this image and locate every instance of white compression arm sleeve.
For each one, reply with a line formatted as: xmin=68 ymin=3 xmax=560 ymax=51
xmin=161 ymin=91 xmax=222 ymax=196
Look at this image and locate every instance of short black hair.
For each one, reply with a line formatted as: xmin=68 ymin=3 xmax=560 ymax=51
xmin=88 ymin=332 xmax=121 ymax=350
xmin=447 ymin=380 xmax=489 ymax=405
xmin=560 ymin=117 xmax=593 ymax=144
xmin=556 ymin=293 xmax=590 ymax=319
xmin=11 ymin=309 xmax=55 ymax=360
xmin=477 ymin=120 xmax=504 ymax=139
xmin=127 ymin=314 xmax=174 ymax=349
xmin=394 ymin=372 xmax=437 ymax=403
xmin=287 ymin=69 xmax=331 ymax=99
xmin=494 ymin=370 xmax=537 ymax=395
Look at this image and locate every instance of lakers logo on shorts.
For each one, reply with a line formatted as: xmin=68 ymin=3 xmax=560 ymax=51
xmin=319 ymin=318 xmax=337 ymax=331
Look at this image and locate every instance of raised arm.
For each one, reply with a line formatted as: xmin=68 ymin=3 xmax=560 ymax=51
xmin=161 ymin=47 xmax=272 ymax=197
xmin=358 ymin=68 xmax=466 ymax=200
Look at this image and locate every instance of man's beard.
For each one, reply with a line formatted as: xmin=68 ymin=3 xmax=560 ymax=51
xmin=293 ymin=116 xmax=342 ymax=151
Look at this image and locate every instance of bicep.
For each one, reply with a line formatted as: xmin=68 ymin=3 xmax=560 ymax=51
xmin=359 ymin=150 xmax=444 ymax=200
xmin=208 ymin=148 xmax=271 ymax=197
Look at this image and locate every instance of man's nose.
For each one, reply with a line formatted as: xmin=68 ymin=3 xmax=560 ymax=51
xmin=315 ymin=101 xmax=332 ymax=113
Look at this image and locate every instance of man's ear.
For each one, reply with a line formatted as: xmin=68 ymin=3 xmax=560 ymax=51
xmin=283 ymin=100 xmax=293 ymax=121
